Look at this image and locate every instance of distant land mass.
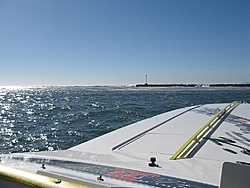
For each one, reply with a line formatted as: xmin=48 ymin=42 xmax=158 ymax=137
xmin=135 ymin=83 xmax=250 ymax=87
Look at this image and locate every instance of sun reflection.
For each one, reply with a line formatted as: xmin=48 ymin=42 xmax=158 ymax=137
xmin=0 ymin=86 xmax=24 ymax=90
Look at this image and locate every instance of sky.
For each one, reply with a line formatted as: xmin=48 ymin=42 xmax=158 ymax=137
xmin=0 ymin=0 xmax=249 ymax=86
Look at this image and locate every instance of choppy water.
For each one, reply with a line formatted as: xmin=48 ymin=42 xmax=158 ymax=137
xmin=0 ymin=86 xmax=249 ymax=154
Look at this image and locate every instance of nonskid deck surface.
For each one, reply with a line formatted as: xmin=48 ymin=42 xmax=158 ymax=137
xmin=0 ymin=102 xmax=249 ymax=187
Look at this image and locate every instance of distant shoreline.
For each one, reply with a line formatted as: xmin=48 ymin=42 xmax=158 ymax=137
xmin=136 ymin=83 xmax=250 ymax=87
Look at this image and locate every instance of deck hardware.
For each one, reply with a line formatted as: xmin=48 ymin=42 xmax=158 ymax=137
xmin=41 ymin=164 xmax=46 ymax=169
xmin=97 ymin=174 xmax=104 ymax=181
xmin=148 ymin=157 xmax=159 ymax=167
xmin=55 ymin=179 xmax=62 ymax=184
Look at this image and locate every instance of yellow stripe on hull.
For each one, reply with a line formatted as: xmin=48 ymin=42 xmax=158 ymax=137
xmin=0 ymin=164 xmax=90 ymax=188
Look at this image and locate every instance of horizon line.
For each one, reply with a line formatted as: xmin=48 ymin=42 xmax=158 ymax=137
xmin=0 ymin=82 xmax=249 ymax=88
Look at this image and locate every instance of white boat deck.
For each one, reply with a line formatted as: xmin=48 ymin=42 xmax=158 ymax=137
xmin=0 ymin=102 xmax=249 ymax=187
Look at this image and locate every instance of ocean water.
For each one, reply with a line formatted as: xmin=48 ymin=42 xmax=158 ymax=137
xmin=0 ymin=86 xmax=249 ymax=154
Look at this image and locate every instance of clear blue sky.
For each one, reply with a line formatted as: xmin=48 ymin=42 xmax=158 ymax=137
xmin=0 ymin=0 xmax=249 ymax=86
